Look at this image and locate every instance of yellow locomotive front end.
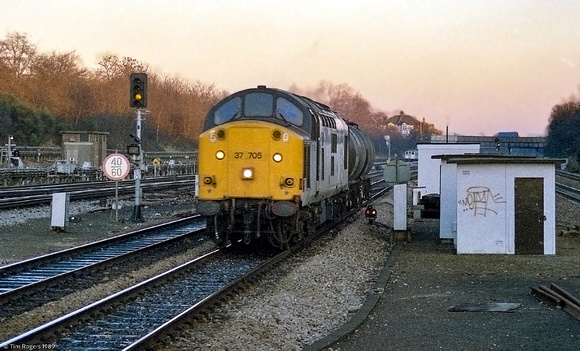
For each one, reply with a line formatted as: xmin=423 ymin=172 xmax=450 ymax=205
xmin=198 ymin=120 xmax=303 ymax=201
xmin=197 ymin=117 xmax=306 ymax=247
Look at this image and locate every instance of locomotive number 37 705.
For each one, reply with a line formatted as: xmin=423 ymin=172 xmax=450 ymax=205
xmin=234 ymin=152 xmax=263 ymax=159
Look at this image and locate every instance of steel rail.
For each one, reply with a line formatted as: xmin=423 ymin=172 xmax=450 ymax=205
xmin=0 ymin=178 xmax=196 ymax=209
xmin=2 ymin=181 xmax=393 ymax=349
xmin=556 ymin=182 xmax=580 ymax=203
xmin=0 ymin=175 xmax=194 ymax=197
xmin=129 ymin=183 xmax=393 ymax=350
xmin=556 ymin=169 xmax=580 ymax=182
xmin=125 ymin=248 xmax=289 ymax=350
xmin=0 ymin=249 xmax=278 ymax=350
xmin=0 ymin=216 xmax=204 ymax=308
xmin=532 ymin=282 xmax=580 ymax=321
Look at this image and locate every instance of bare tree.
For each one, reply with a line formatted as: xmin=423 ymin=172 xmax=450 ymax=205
xmin=92 ymin=54 xmax=149 ymax=116
xmin=0 ymin=32 xmax=231 ymax=146
xmin=28 ymin=51 xmax=89 ymax=121
xmin=323 ymin=82 xmax=373 ymax=127
xmin=0 ymin=32 xmax=37 ymax=80
xmin=95 ymin=55 xmax=123 ymax=81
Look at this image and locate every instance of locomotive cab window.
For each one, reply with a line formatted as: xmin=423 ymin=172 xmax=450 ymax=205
xmin=214 ymin=97 xmax=241 ymax=125
xmin=276 ymin=98 xmax=303 ymax=126
xmin=244 ymin=93 xmax=273 ymax=117
xmin=206 ymin=88 xmax=314 ymax=135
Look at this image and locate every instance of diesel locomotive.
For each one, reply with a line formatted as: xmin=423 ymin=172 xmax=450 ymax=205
xmin=196 ymin=86 xmax=375 ymax=248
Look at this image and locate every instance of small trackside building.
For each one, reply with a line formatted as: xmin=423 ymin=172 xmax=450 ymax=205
xmin=436 ymin=155 xmax=564 ymax=255
xmin=417 ymin=143 xmax=480 ymax=196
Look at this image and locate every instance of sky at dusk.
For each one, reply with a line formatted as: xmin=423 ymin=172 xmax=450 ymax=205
xmin=2 ymin=0 xmax=580 ymax=136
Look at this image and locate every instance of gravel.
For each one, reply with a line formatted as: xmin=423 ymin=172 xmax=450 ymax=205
xmin=0 ymin=193 xmax=393 ymax=349
xmin=170 ymin=202 xmax=393 ymax=350
xmin=0 ymin=193 xmax=196 ymax=265
xmin=1 ymin=196 xmax=190 ymax=227
xmin=1 ymin=187 xmax=579 ymax=350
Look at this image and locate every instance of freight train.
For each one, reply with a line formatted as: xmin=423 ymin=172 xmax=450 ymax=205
xmin=196 ymin=86 xmax=375 ymax=248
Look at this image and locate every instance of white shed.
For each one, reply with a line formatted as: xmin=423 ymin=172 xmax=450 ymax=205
xmin=437 ymin=155 xmax=563 ymax=255
xmin=417 ymin=143 xmax=480 ymax=196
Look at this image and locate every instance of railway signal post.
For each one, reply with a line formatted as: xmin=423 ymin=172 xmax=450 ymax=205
xmin=129 ymin=73 xmax=147 ymax=222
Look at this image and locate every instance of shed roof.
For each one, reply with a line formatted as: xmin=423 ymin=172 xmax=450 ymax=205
xmin=432 ymin=154 xmax=565 ymax=165
xmin=61 ymin=131 xmax=110 ymax=135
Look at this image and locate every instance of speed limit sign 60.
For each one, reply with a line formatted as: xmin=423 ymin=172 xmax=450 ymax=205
xmin=102 ymin=153 xmax=131 ymax=181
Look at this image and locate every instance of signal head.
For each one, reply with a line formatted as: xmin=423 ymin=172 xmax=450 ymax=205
xmin=130 ymin=73 xmax=147 ymax=108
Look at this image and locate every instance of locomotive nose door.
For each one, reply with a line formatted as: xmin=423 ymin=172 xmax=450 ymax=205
xmin=227 ymin=126 xmax=270 ymax=197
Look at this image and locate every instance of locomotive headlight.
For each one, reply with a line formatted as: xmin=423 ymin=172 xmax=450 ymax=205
xmin=273 ymin=153 xmax=283 ymax=163
xmin=242 ymin=168 xmax=254 ymax=180
xmin=215 ymin=150 xmax=225 ymax=160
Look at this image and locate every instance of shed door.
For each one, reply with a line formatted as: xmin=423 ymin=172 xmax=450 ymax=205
xmin=514 ymin=178 xmax=544 ymax=254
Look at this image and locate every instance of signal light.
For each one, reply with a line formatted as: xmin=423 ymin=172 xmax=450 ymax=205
xmin=130 ymin=73 xmax=147 ymax=108
xmin=365 ymin=205 xmax=377 ymax=224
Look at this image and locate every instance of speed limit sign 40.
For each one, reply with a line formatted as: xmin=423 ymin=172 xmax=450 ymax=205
xmin=103 ymin=153 xmax=131 ymax=181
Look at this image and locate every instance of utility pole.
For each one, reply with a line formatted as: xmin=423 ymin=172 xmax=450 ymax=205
xmin=7 ymin=135 xmax=13 ymax=168
xmin=384 ymin=135 xmax=391 ymax=161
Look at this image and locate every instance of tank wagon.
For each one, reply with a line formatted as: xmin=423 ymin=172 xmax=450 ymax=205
xmin=196 ymin=86 xmax=375 ymax=248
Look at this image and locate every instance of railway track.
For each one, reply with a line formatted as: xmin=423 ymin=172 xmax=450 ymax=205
xmin=0 ymin=216 xmax=206 ymax=319
xmin=0 ymin=176 xmax=196 ymax=209
xmin=0 ymin=171 xmax=392 ymax=348
xmin=556 ymin=182 xmax=580 ymax=202
xmin=0 ymin=187 xmax=384 ymax=349
xmin=0 ymin=248 xmax=282 ymax=350
xmin=556 ymin=170 xmax=580 ymax=203
xmin=0 ymin=175 xmax=193 ymax=196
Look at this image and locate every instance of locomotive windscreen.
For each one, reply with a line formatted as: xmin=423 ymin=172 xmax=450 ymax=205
xmin=204 ymin=87 xmax=313 ymax=135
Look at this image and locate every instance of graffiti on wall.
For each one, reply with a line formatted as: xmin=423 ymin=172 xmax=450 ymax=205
xmin=458 ymin=186 xmax=506 ymax=217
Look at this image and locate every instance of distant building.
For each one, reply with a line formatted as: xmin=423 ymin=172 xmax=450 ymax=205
xmin=382 ymin=111 xmax=437 ymax=138
xmin=61 ymin=131 xmax=109 ymax=167
xmin=431 ymin=133 xmax=546 ymax=157
xmin=384 ymin=111 xmax=421 ymax=136
xmin=417 ymin=143 xmax=481 ymax=196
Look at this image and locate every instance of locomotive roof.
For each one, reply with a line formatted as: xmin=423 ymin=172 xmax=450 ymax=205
xmin=203 ymin=86 xmax=345 ymax=136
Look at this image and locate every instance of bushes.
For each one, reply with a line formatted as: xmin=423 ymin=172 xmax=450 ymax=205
xmin=0 ymin=94 xmax=57 ymax=146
